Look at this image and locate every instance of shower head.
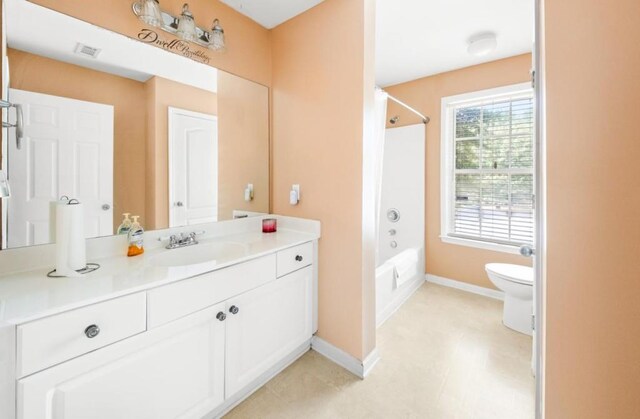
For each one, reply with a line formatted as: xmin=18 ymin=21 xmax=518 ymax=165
xmin=389 ymin=116 xmax=399 ymax=124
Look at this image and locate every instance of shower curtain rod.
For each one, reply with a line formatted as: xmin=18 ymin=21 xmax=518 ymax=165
xmin=385 ymin=92 xmax=430 ymax=124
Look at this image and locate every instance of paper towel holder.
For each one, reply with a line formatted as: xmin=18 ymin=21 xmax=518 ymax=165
xmin=46 ymin=196 xmax=101 ymax=278
xmin=47 ymin=263 xmax=101 ymax=278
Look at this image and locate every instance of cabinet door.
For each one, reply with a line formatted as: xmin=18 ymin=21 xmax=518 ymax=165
xmin=18 ymin=303 xmax=227 ymax=419
xmin=225 ymin=266 xmax=312 ymax=397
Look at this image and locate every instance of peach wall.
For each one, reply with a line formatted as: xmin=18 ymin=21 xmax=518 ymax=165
xmin=7 ymin=48 xmax=147 ymax=230
xmin=272 ymin=0 xmax=375 ymax=359
xmin=544 ymin=0 xmax=640 ymax=417
xmin=217 ymin=71 xmax=269 ymax=220
xmin=144 ymin=76 xmax=217 ymax=229
xmin=28 ymin=0 xmax=272 ymax=87
xmin=384 ymin=54 xmax=533 ymax=289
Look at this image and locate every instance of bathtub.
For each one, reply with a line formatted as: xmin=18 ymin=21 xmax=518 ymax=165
xmin=375 ymin=247 xmax=424 ymax=327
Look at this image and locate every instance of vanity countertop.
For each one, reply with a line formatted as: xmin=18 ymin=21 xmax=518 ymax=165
xmin=0 ymin=229 xmax=318 ymax=325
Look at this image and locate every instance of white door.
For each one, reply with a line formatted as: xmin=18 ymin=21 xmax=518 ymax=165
xmin=169 ymin=107 xmax=218 ymax=227
xmin=7 ymin=89 xmax=113 ymax=248
xmin=225 ymin=266 xmax=313 ymax=397
xmin=18 ymin=303 xmax=226 ymax=419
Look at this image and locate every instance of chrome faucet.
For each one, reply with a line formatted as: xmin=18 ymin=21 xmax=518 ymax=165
xmin=160 ymin=231 xmax=204 ymax=249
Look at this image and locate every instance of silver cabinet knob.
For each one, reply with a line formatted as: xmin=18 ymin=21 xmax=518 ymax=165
xmin=229 ymin=305 xmax=239 ymax=315
xmin=175 ymin=201 xmax=184 ymax=207
xmin=84 ymin=324 xmax=100 ymax=338
xmin=520 ymin=245 xmax=535 ymax=257
xmin=295 ymin=255 xmax=303 ymax=262
xmin=216 ymin=311 xmax=226 ymax=321
xmin=102 ymin=204 xmax=110 ymax=211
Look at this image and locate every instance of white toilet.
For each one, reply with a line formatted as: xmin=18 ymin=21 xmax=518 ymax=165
xmin=485 ymin=263 xmax=534 ymax=335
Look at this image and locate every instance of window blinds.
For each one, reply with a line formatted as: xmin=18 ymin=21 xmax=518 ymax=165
xmin=452 ymin=94 xmax=534 ymax=245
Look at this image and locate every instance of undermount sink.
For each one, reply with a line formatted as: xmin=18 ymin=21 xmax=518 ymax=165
xmin=149 ymin=241 xmax=247 ymax=268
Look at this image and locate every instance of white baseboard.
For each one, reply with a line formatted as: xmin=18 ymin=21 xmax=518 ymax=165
xmin=311 ymin=336 xmax=380 ymax=379
xmin=425 ymin=274 xmax=504 ymax=301
xmin=376 ymin=276 xmax=424 ymax=328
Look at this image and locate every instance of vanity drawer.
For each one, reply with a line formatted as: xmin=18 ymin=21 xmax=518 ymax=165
xmin=277 ymin=242 xmax=313 ymax=277
xmin=17 ymin=293 xmax=146 ymax=378
xmin=147 ymin=255 xmax=277 ymax=328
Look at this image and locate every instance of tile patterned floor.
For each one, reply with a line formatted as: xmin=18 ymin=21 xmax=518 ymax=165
xmin=225 ymin=283 xmax=535 ymax=419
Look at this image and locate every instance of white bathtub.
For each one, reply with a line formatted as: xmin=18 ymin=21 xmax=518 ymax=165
xmin=375 ymin=247 xmax=424 ymax=327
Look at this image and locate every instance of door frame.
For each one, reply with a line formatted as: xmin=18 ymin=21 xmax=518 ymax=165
xmin=533 ymin=0 xmax=546 ymax=417
xmin=167 ymin=107 xmax=218 ymax=228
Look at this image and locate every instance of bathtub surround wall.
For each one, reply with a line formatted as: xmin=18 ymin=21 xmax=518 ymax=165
xmin=545 ymin=0 xmax=640 ymax=417
xmin=375 ymin=124 xmax=425 ymax=325
xmin=271 ymin=0 xmax=377 ymax=361
xmin=384 ymin=54 xmax=533 ymax=289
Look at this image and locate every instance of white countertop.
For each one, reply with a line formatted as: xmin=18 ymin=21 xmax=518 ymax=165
xmin=0 ymin=229 xmax=318 ymax=325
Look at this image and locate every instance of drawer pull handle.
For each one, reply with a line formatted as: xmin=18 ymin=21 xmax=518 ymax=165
xmin=84 ymin=324 xmax=100 ymax=339
xmin=216 ymin=311 xmax=227 ymax=321
xmin=295 ymin=255 xmax=303 ymax=262
xmin=229 ymin=305 xmax=240 ymax=315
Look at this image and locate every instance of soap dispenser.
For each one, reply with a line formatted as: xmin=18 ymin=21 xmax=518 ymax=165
xmin=127 ymin=216 xmax=145 ymax=257
xmin=117 ymin=213 xmax=132 ymax=235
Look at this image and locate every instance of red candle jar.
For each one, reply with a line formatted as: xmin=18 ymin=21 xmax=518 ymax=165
xmin=262 ymin=218 xmax=277 ymax=233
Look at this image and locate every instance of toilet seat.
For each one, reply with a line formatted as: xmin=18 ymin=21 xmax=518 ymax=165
xmin=485 ymin=263 xmax=533 ymax=286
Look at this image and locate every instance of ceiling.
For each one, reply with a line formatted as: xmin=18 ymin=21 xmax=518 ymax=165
xmin=220 ymin=0 xmax=325 ymax=29
xmin=376 ymin=0 xmax=534 ymax=86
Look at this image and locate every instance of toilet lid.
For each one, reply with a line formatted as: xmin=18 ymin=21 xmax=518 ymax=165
xmin=485 ymin=263 xmax=534 ymax=285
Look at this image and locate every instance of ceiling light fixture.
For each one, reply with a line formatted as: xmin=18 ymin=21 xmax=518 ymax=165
xmin=467 ymin=33 xmax=497 ymax=57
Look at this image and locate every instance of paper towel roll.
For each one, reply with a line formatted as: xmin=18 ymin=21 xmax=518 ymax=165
xmin=55 ymin=201 xmax=86 ymax=277
xmin=49 ymin=197 xmax=69 ymax=242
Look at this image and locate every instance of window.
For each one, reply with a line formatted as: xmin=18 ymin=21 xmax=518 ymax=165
xmin=441 ymin=83 xmax=534 ymax=253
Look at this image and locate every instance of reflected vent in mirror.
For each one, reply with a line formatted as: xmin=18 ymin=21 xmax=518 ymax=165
xmin=74 ymin=43 xmax=101 ymax=59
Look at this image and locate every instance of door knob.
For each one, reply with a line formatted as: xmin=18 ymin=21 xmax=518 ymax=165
xmin=520 ymin=245 xmax=535 ymax=257
xmin=84 ymin=324 xmax=100 ymax=338
xmin=175 ymin=201 xmax=184 ymax=207
xmin=102 ymin=204 xmax=110 ymax=211
xmin=229 ymin=305 xmax=239 ymax=315
xmin=216 ymin=311 xmax=226 ymax=321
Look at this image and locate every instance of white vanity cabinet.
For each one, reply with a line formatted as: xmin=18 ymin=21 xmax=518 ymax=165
xmin=18 ymin=302 xmax=227 ymax=419
xmin=225 ymin=265 xmax=313 ymax=396
xmin=13 ymin=240 xmax=316 ymax=419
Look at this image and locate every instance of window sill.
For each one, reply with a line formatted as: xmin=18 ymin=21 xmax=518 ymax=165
xmin=439 ymin=235 xmax=521 ymax=255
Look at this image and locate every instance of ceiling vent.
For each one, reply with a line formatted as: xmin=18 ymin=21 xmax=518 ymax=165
xmin=74 ymin=43 xmax=101 ymax=59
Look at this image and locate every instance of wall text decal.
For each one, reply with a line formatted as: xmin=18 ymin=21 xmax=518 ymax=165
xmin=137 ymin=28 xmax=211 ymax=65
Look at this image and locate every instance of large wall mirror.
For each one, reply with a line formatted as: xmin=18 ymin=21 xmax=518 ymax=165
xmin=0 ymin=0 xmax=270 ymax=250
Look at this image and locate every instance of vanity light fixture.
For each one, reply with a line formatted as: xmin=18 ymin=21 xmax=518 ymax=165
xmin=132 ymin=1 xmax=227 ymax=51
xmin=176 ymin=3 xmax=197 ymax=42
xmin=135 ymin=0 xmax=163 ymax=27
xmin=208 ymin=19 xmax=225 ymax=51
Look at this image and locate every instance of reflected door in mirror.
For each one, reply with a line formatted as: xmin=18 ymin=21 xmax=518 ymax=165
xmin=169 ymin=108 xmax=218 ymax=227
xmin=7 ymin=89 xmax=113 ymax=247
